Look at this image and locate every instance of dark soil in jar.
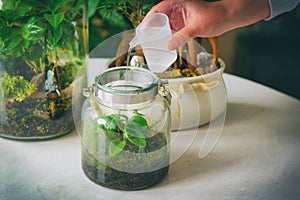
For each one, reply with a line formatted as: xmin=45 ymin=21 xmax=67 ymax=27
xmin=81 ymin=132 xmax=170 ymax=190
xmin=0 ymin=96 xmax=74 ymax=140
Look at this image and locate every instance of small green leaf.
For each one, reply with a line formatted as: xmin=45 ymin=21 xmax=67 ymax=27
xmin=44 ymin=13 xmax=64 ymax=30
xmin=95 ymin=116 xmax=117 ymax=131
xmin=7 ymin=32 xmax=21 ymax=50
xmin=0 ymin=26 xmax=13 ymax=41
xmin=48 ymin=0 xmax=74 ymax=13
xmin=88 ymin=0 xmax=99 ymax=18
xmin=125 ymin=124 xmax=146 ymax=147
xmin=104 ymin=130 xmax=119 ymax=141
xmin=23 ymin=23 xmax=44 ymax=42
xmin=130 ymin=110 xmax=148 ymax=126
xmin=1 ymin=0 xmax=20 ymax=10
xmin=129 ymin=115 xmax=148 ymax=127
xmin=52 ymin=26 xmax=63 ymax=45
xmin=109 ymin=138 xmax=126 ymax=156
xmin=126 ymin=132 xmax=146 ymax=147
xmin=11 ymin=47 xmax=22 ymax=57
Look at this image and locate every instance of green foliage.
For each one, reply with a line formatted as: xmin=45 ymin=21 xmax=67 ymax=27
xmin=88 ymin=0 xmax=99 ymax=18
xmin=58 ymin=60 xmax=80 ymax=89
xmin=0 ymin=73 xmax=36 ymax=102
xmin=0 ymin=0 xmax=85 ymax=61
xmin=94 ymin=111 xmax=152 ymax=157
xmin=98 ymin=0 xmax=160 ymax=28
xmin=89 ymin=0 xmax=159 ymax=50
xmin=88 ymin=0 xmax=221 ymax=51
xmin=0 ymin=0 xmax=86 ymax=103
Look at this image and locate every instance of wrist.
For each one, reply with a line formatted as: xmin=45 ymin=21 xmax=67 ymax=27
xmin=223 ymin=0 xmax=270 ymax=29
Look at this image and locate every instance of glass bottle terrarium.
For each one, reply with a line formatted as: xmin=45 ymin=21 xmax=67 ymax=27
xmin=80 ymin=67 xmax=171 ymax=190
xmin=0 ymin=0 xmax=88 ymax=140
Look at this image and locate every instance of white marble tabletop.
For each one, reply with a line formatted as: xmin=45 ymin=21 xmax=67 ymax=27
xmin=1 ymin=73 xmax=300 ymax=200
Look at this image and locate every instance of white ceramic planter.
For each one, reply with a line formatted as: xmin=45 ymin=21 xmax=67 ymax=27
xmin=101 ymin=58 xmax=226 ymax=131
xmin=166 ymin=59 xmax=226 ymax=130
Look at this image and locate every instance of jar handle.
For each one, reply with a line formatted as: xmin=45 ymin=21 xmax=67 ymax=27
xmin=82 ymin=84 xmax=95 ymax=97
xmin=159 ymin=79 xmax=172 ymax=105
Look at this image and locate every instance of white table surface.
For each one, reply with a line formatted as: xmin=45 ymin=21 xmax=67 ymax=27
xmin=1 ymin=73 xmax=300 ymax=200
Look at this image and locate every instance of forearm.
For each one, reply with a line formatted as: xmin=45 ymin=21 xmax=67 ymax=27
xmin=148 ymin=0 xmax=299 ymax=49
xmin=221 ymin=0 xmax=270 ymax=30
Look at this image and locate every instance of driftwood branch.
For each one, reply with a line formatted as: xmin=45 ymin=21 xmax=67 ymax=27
xmin=116 ymin=33 xmax=135 ymax=66
xmin=187 ymin=39 xmax=202 ymax=69
xmin=30 ymin=72 xmax=44 ymax=86
xmin=207 ymin=37 xmax=218 ymax=63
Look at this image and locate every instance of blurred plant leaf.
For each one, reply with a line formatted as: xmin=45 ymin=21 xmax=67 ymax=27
xmin=44 ymin=13 xmax=64 ymax=30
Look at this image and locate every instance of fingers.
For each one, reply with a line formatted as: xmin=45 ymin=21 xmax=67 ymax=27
xmin=146 ymin=1 xmax=173 ymax=16
xmin=146 ymin=4 xmax=159 ymax=16
xmin=147 ymin=0 xmax=195 ymax=50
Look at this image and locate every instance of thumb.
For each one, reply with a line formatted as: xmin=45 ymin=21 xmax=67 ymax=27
xmin=167 ymin=27 xmax=194 ymax=51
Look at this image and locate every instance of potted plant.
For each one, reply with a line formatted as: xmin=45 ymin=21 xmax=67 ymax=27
xmin=92 ymin=0 xmax=226 ymax=130
xmin=0 ymin=0 xmax=88 ymax=139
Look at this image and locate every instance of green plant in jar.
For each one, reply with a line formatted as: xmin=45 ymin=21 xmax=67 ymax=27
xmin=80 ymin=67 xmax=171 ymax=190
xmin=96 ymin=110 xmax=151 ymax=156
xmin=0 ymin=0 xmax=87 ymax=139
xmin=82 ymin=109 xmax=170 ymax=190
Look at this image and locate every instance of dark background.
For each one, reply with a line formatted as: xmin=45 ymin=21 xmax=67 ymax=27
xmin=218 ymin=5 xmax=300 ymax=99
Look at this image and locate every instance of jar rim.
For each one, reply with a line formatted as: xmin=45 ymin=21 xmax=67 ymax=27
xmin=94 ymin=67 xmax=159 ymax=104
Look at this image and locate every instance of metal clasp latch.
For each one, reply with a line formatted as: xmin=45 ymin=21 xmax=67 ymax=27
xmin=82 ymin=84 xmax=96 ymax=98
xmin=159 ymin=79 xmax=172 ymax=105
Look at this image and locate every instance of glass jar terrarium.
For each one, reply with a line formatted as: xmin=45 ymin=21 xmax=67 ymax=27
xmin=0 ymin=0 xmax=88 ymax=139
xmin=80 ymin=67 xmax=171 ymax=190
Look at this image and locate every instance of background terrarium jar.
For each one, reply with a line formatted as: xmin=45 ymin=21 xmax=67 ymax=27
xmin=80 ymin=67 xmax=171 ymax=190
xmin=0 ymin=0 xmax=88 ymax=140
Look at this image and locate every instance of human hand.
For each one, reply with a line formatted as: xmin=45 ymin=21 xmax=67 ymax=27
xmin=147 ymin=0 xmax=270 ymax=50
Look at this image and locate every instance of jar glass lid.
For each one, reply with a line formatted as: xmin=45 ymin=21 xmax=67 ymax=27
xmin=94 ymin=67 xmax=159 ymax=104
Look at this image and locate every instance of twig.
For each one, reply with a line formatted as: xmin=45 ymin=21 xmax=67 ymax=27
xmin=207 ymin=37 xmax=218 ymax=63
xmin=25 ymin=61 xmax=38 ymax=74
